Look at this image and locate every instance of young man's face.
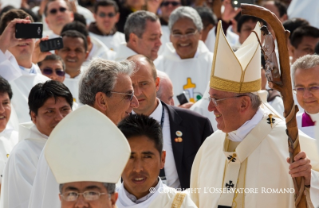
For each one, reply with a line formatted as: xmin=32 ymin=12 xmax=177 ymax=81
xmin=0 ymin=92 xmax=11 ymax=133
xmin=31 ymin=96 xmax=72 ymax=136
xmin=122 ymin=135 xmax=165 ymax=199
xmin=56 ymin=36 xmax=88 ymax=77
xmin=94 ymin=6 xmax=119 ymax=34
xmin=40 ymin=60 xmax=65 ymax=83
xmin=239 ymin=19 xmax=257 ymax=44
xmin=60 ymin=181 xmax=117 ymax=208
xmin=291 ymin=36 xmax=319 ymax=63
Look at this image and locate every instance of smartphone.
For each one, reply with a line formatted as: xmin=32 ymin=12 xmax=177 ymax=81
xmin=177 ymin=93 xmax=188 ymax=105
xmin=15 ymin=23 xmax=43 ymax=39
xmin=231 ymin=0 xmax=255 ymax=8
xmin=40 ymin=37 xmax=63 ymax=52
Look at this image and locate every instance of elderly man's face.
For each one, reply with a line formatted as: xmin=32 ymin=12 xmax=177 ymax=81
xmin=122 ymin=135 xmax=165 ymax=200
xmin=294 ymin=65 xmax=319 ymax=114
xmin=134 ymin=20 xmax=162 ymax=61
xmin=45 ymin=0 xmax=73 ymax=34
xmin=104 ymin=74 xmax=139 ymax=124
xmin=170 ymin=18 xmax=201 ymax=59
xmin=207 ymin=88 xmax=243 ymax=132
xmin=60 ymin=181 xmax=117 ymax=208
xmin=158 ymin=78 xmax=174 ymax=106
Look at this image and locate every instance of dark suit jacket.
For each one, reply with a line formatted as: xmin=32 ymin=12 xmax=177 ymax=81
xmin=162 ymin=102 xmax=214 ymax=189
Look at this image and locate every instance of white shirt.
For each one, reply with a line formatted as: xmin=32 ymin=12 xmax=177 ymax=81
xmin=115 ymin=43 xmax=137 ymax=61
xmin=0 ymin=123 xmax=48 ymax=208
xmin=0 ymin=126 xmax=19 ymax=184
xmin=89 ymin=31 xmax=125 ymax=52
xmin=132 ymin=99 xmax=180 ymax=188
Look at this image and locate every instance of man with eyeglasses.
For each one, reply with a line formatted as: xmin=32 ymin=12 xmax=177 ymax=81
xmin=43 ymin=0 xmax=74 ymax=38
xmin=190 ymin=21 xmax=319 ymax=208
xmin=155 ymin=6 xmax=213 ymax=109
xmin=28 ymin=58 xmax=139 ymax=208
xmin=44 ymin=105 xmax=131 ymax=208
xmin=38 ymin=54 xmax=66 ymax=83
xmin=116 ymin=11 xmax=162 ymax=61
xmin=88 ymin=0 xmax=125 ymax=52
xmin=293 ymin=55 xmax=319 ymax=138
xmin=157 ymin=0 xmax=181 ymax=55
xmin=128 ymin=54 xmax=213 ymax=190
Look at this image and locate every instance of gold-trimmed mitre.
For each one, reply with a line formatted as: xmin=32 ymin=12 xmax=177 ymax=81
xmin=210 ymin=21 xmax=261 ymax=93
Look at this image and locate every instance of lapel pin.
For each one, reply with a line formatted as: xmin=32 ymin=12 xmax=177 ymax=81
xmin=267 ymin=114 xmax=275 ymax=128
xmin=175 ymin=131 xmax=183 ymax=142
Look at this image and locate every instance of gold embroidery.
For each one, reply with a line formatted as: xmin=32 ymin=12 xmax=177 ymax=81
xmin=211 ymin=76 xmax=261 ymax=93
xmin=171 ymin=193 xmax=186 ymax=208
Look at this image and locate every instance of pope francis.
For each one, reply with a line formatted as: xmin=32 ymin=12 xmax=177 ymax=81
xmin=190 ymin=21 xmax=319 ymax=208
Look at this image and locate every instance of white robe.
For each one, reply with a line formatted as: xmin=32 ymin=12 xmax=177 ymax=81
xmin=116 ymin=180 xmax=197 ymax=208
xmin=115 ymin=44 xmax=137 ymax=61
xmin=205 ymin=26 xmax=239 ymax=53
xmin=154 ymin=41 xmax=213 ymax=105
xmin=0 ymin=127 xmax=19 ymax=184
xmin=190 ymin=107 xmax=319 ymax=207
xmin=0 ymin=123 xmax=48 ymax=208
xmin=158 ymin=25 xmax=170 ymax=56
xmin=89 ymin=31 xmax=125 ymax=52
xmin=287 ymin=0 xmax=319 ymax=29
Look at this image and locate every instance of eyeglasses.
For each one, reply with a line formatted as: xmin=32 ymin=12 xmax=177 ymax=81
xmin=98 ymin=12 xmax=116 ymax=18
xmin=49 ymin=7 xmax=67 ymax=15
xmin=42 ymin=68 xmax=65 ymax=77
xmin=171 ymin=30 xmax=198 ymax=39
xmin=208 ymin=95 xmax=247 ymax=106
xmin=61 ymin=191 xmax=107 ymax=201
xmin=295 ymin=86 xmax=319 ymax=94
xmin=109 ymin=91 xmax=134 ymax=101
xmin=161 ymin=1 xmax=181 ymax=6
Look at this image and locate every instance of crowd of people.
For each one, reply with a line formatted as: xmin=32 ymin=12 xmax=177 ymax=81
xmin=0 ymin=0 xmax=319 ymax=207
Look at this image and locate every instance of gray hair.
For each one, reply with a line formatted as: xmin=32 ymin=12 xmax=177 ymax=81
xmin=291 ymin=54 xmax=319 ymax=86
xmin=168 ymin=6 xmax=203 ymax=32
xmin=59 ymin=183 xmax=116 ymax=195
xmin=124 ymin=10 xmax=159 ymax=42
xmin=79 ymin=58 xmax=134 ymax=106
xmin=236 ymin=92 xmax=262 ymax=110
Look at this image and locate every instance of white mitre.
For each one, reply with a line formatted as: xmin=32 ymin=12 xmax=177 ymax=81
xmin=210 ymin=21 xmax=261 ymax=93
xmin=45 ymin=105 xmax=130 ymax=184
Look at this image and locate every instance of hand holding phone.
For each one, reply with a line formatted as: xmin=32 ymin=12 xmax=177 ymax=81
xmin=40 ymin=37 xmax=63 ymax=52
xmin=177 ymin=93 xmax=189 ymax=105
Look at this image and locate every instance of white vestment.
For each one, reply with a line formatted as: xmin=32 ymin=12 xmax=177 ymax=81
xmin=287 ymin=0 xmax=319 ymax=29
xmin=63 ymin=69 xmax=85 ymax=104
xmin=114 ymin=44 xmax=137 ymax=61
xmin=0 ymin=127 xmax=19 ymax=184
xmin=154 ymin=41 xmax=213 ymax=105
xmin=158 ymin=25 xmax=170 ymax=56
xmin=190 ymin=107 xmax=319 ymax=207
xmin=268 ymin=96 xmax=284 ymax=116
xmin=205 ymin=26 xmax=239 ymax=53
xmin=116 ymin=180 xmax=197 ymax=208
xmin=89 ymin=31 xmax=125 ymax=52
xmin=0 ymin=123 xmax=48 ymax=208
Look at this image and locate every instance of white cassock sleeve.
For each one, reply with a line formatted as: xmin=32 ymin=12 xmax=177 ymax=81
xmin=28 ymin=150 xmax=60 ymax=208
xmin=0 ymin=50 xmax=22 ymax=81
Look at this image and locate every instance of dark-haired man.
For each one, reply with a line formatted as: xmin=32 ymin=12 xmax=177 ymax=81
xmin=0 ymin=77 xmax=18 ymax=194
xmin=262 ymin=1 xmax=288 ymax=23
xmin=129 ymin=54 xmax=213 ymax=190
xmin=56 ymin=30 xmax=88 ymax=103
xmin=38 ymin=54 xmax=66 ymax=83
xmin=89 ymin=0 xmax=125 ymax=52
xmin=117 ymin=114 xmax=197 ymax=208
xmin=290 ymin=25 xmax=319 ymax=64
xmin=0 ymin=80 xmax=73 ymax=208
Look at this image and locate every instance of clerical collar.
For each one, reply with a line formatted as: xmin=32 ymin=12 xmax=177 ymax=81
xmin=19 ymin=64 xmax=37 ymax=75
xmin=123 ymin=178 xmax=161 ymax=204
xmin=228 ymin=108 xmax=264 ymax=142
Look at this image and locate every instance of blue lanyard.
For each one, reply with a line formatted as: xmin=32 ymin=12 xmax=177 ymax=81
xmin=160 ymin=105 xmax=165 ymax=128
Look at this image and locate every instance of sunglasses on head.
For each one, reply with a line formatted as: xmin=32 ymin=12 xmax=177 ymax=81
xmin=49 ymin=7 xmax=67 ymax=15
xmin=98 ymin=12 xmax=116 ymax=18
xmin=42 ymin=68 xmax=65 ymax=77
xmin=161 ymin=1 xmax=180 ymax=6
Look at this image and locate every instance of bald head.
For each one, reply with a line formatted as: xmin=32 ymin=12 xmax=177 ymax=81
xmin=157 ymin=71 xmax=174 ymax=106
